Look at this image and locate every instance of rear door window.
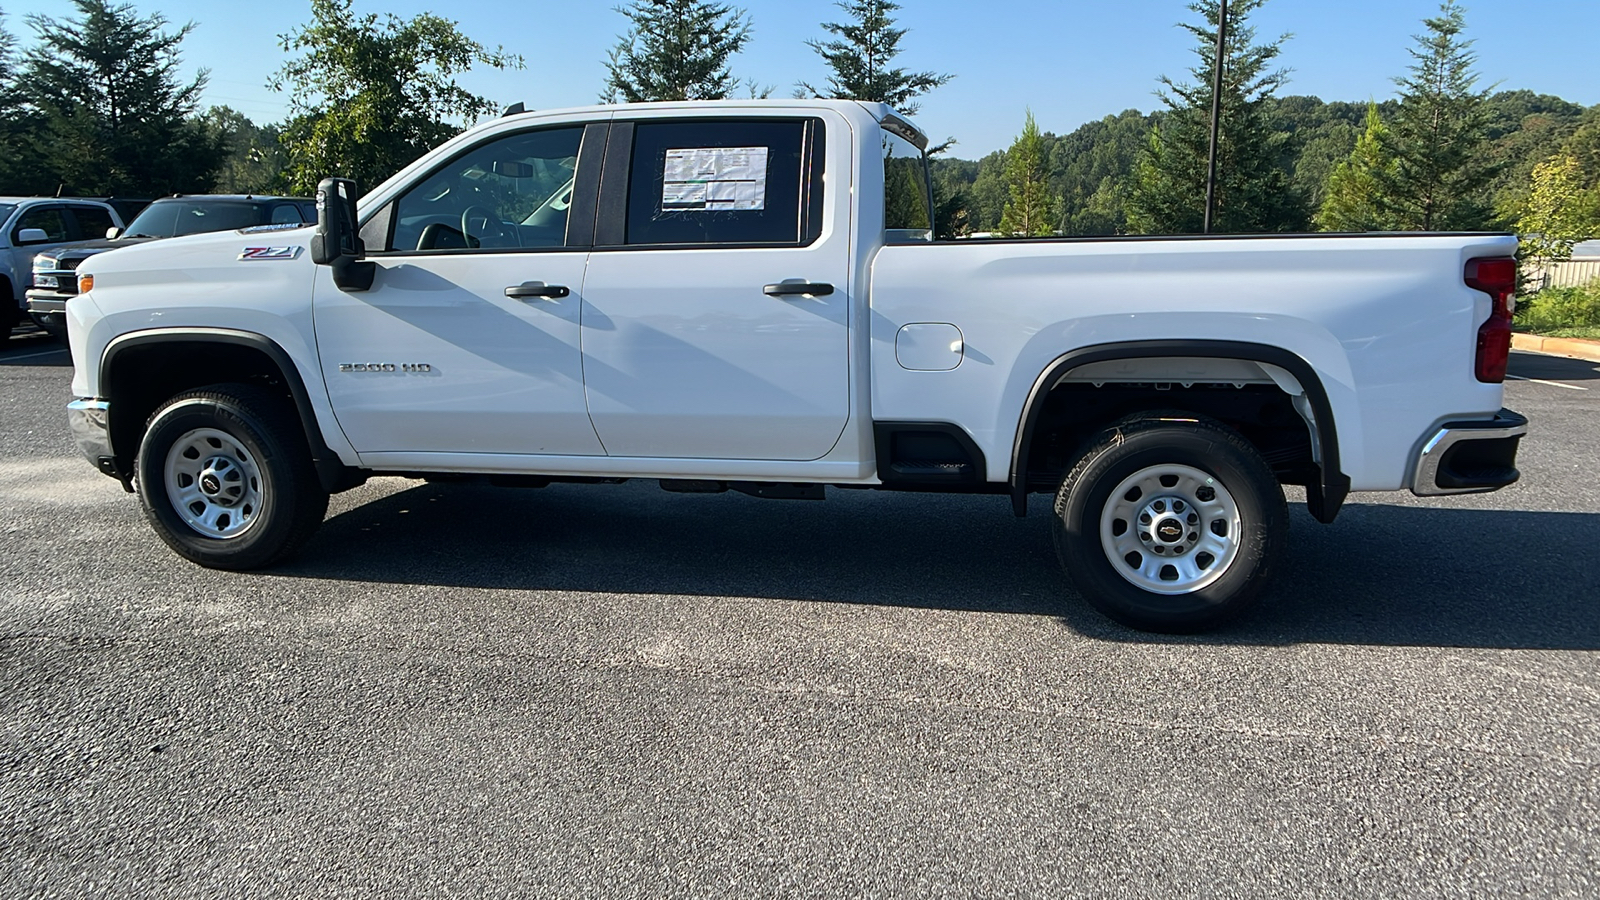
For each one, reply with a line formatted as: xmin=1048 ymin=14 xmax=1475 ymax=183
xmin=623 ymin=119 xmax=814 ymax=246
xmin=68 ymin=205 xmax=117 ymax=240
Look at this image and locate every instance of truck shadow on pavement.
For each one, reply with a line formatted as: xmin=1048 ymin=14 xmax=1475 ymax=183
xmin=1509 ymin=349 xmax=1600 ymax=382
xmin=283 ymin=480 xmax=1600 ymax=651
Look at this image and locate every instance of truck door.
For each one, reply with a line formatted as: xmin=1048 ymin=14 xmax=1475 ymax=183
xmin=577 ymin=114 xmax=851 ymax=461
xmin=315 ymin=122 xmax=607 ymax=458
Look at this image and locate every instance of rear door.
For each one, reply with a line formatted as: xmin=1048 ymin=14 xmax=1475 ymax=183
xmin=65 ymin=204 xmax=120 ymax=241
xmin=577 ymin=113 xmax=851 ymax=461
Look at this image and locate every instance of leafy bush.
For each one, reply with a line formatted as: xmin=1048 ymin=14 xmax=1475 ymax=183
xmin=1516 ymin=278 xmax=1600 ymax=333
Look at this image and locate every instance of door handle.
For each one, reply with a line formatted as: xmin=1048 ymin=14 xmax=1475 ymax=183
xmin=763 ymin=281 xmax=834 ymax=297
xmin=505 ymin=281 xmax=570 ymax=300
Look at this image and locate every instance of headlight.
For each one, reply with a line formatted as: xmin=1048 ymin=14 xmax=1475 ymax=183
xmin=32 ymin=256 xmax=56 ymax=272
xmin=34 ymin=275 xmax=59 ymax=289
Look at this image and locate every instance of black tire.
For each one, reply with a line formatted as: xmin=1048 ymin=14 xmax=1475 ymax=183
xmin=136 ymin=384 xmax=329 ymax=569
xmin=1051 ymin=412 xmax=1288 ymax=633
xmin=1 ymin=286 xmax=16 ymax=346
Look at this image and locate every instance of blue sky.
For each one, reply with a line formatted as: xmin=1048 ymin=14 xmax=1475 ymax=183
xmin=6 ymin=0 xmax=1598 ymax=156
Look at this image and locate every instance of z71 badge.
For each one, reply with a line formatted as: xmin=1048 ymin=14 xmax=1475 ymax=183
xmin=239 ymin=246 xmax=303 ymax=261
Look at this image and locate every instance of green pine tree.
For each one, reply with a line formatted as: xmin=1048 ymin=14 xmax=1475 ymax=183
xmin=799 ymin=1 xmax=950 ymax=116
xmin=19 ymin=0 xmax=224 ymax=196
xmin=603 ymin=0 xmax=753 ymax=103
xmin=1378 ymin=0 xmax=1499 ymax=231
xmin=998 ymin=110 xmax=1059 ymax=237
xmin=1126 ymin=0 xmax=1305 ymax=235
xmin=1316 ymin=102 xmax=1401 ymax=231
xmin=0 ymin=10 xmax=39 ymax=194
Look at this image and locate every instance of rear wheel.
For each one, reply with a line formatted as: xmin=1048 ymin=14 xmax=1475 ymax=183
xmin=136 ymin=384 xmax=328 ymax=569
xmin=1052 ymin=412 xmax=1287 ymax=633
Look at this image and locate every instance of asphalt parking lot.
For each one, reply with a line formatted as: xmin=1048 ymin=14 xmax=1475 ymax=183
xmin=3 ymin=325 xmax=1597 ymax=899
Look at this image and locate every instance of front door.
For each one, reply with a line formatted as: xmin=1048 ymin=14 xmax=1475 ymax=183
xmin=316 ymin=123 xmax=605 ymax=458
xmin=578 ymin=114 xmax=851 ymax=461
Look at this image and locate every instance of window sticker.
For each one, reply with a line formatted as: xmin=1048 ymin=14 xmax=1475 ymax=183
xmin=661 ymin=147 xmax=769 ymax=211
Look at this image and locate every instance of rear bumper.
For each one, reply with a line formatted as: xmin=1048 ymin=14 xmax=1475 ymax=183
xmin=1410 ymin=409 xmax=1528 ymax=496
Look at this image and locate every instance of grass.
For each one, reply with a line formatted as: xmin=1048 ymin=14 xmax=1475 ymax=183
xmin=1517 ymin=325 xmax=1600 ymax=340
xmin=1516 ymin=279 xmax=1600 ymax=338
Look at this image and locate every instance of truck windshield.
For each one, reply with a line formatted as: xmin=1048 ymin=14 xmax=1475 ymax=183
xmin=124 ymin=201 xmax=270 ymax=238
xmin=882 ymin=131 xmax=932 ymax=243
xmin=0 ymin=204 xmax=14 ymax=224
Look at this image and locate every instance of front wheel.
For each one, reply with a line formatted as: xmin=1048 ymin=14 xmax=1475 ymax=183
xmin=136 ymin=384 xmax=328 ymax=569
xmin=1052 ymin=413 xmax=1288 ymax=633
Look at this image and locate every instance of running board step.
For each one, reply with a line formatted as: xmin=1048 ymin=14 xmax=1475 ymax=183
xmin=659 ymin=480 xmax=825 ymax=500
xmin=886 ymin=460 xmax=974 ymax=480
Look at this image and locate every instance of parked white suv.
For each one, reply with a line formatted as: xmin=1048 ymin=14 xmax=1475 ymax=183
xmin=0 ymin=197 xmax=124 ymax=344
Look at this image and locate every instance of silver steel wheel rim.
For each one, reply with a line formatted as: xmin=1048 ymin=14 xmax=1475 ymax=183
xmin=1099 ymin=463 xmax=1243 ymax=595
xmin=163 ymin=427 xmax=265 ymax=540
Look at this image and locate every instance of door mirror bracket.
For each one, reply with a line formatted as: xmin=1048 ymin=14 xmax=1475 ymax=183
xmin=312 ymin=177 xmax=376 ymax=292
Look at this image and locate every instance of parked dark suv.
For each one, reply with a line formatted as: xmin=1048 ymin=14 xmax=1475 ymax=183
xmin=26 ymin=194 xmax=315 ymax=340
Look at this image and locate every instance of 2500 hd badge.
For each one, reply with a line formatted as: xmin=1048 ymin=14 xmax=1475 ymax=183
xmin=337 ymin=363 xmax=433 ymax=373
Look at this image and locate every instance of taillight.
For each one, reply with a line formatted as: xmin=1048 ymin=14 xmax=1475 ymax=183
xmin=1465 ymin=257 xmax=1516 ymax=384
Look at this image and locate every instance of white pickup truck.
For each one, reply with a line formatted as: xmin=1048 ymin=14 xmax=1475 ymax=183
xmin=62 ymin=100 xmax=1527 ymax=632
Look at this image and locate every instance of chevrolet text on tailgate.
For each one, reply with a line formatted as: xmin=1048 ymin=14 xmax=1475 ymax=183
xmin=62 ymin=100 xmax=1528 ymax=632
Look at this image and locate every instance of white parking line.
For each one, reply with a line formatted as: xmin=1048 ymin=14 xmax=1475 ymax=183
xmin=1506 ymin=374 xmax=1588 ymax=391
xmin=2 ymin=347 xmax=69 ymax=362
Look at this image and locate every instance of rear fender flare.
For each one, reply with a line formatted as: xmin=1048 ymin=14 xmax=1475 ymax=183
xmin=1009 ymin=340 xmax=1349 ymax=523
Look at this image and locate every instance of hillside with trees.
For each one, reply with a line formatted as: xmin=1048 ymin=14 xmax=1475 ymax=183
xmin=0 ymin=0 xmax=1591 ymax=262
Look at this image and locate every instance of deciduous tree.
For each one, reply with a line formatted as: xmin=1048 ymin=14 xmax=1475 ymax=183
xmin=799 ymin=0 xmax=950 ymax=115
xmin=603 ymin=0 xmax=753 ymax=103
xmin=199 ymin=106 xmax=286 ymax=195
xmin=1515 ymin=153 xmax=1590 ymax=271
xmin=272 ymin=0 xmax=521 ymax=194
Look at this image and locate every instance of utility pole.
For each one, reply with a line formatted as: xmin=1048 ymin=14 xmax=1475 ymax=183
xmin=1203 ymin=0 xmax=1229 ymax=234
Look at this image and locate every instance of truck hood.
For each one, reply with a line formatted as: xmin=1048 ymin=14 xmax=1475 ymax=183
xmin=44 ymin=236 xmax=158 ymax=264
